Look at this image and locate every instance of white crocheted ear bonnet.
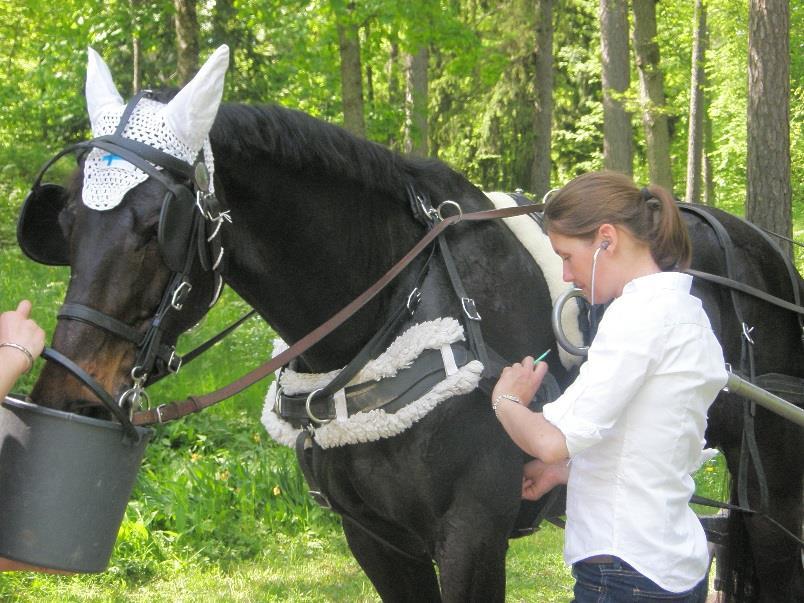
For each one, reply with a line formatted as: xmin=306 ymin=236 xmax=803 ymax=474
xmin=83 ymin=45 xmax=229 ymax=211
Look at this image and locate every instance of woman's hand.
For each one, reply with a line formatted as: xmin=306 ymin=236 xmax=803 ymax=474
xmin=0 ymin=300 xmax=46 ymax=396
xmin=491 ymin=356 xmax=549 ymax=409
xmin=521 ymin=458 xmax=569 ymax=501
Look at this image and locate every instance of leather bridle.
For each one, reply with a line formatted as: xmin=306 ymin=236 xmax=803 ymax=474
xmin=21 ymin=92 xmax=230 ymax=436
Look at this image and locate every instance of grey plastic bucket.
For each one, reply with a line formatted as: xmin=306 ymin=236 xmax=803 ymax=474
xmin=0 ymin=396 xmax=152 ymax=573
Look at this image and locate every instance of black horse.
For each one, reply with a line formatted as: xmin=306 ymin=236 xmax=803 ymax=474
xmin=20 ymin=61 xmax=802 ymax=601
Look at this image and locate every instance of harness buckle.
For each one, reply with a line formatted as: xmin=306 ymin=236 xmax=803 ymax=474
xmin=273 ymin=386 xmax=284 ymax=416
xmin=171 ymin=280 xmax=192 ymax=310
xmin=462 ymin=297 xmax=482 ymax=321
xmin=155 ymin=404 xmax=169 ymax=424
xmin=167 ymin=348 xmax=183 ymax=374
xmin=305 ymin=388 xmax=332 ymax=425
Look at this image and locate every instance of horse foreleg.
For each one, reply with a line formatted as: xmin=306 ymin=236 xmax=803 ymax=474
xmin=341 ymin=517 xmax=441 ymax=603
xmin=433 ymin=503 xmax=513 ymax=603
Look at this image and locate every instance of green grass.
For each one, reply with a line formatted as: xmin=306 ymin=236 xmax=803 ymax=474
xmin=0 ymin=523 xmax=575 ymax=602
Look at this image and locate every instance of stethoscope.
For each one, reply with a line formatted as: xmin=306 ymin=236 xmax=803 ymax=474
xmin=589 ymin=239 xmax=610 ymax=306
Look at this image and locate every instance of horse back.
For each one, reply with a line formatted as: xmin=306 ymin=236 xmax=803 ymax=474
xmin=683 ymin=205 xmax=803 ymax=380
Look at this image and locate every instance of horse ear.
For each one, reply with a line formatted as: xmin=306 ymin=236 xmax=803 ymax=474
xmin=85 ymin=47 xmax=124 ymax=131
xmin=164 ymin=45 xmax=230 ymax=151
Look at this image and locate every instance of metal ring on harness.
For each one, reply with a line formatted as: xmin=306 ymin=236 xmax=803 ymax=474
xmin=305 ymin=388 xmax=331 ymax=425
xmin=437 ymin=200 xmax=462 ymax=222
xmin=118 ymin=386 xmax=151 ymax=419
xmin=552 ymin=287 xmax=589 ymax=357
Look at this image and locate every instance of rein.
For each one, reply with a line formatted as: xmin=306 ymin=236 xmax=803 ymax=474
xmin=132 ymin=201 xmax=543 ymax=425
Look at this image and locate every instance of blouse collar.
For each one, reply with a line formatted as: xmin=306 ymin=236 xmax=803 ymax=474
xmin=622 ymin=271 xmax=692 ymax=296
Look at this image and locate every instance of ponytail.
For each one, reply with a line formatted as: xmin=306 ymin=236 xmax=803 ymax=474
xmin=641 ymin=184 xmax=691 ymax=271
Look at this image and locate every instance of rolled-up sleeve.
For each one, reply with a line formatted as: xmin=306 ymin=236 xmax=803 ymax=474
xmin=542 ymin=301 xmax=663 ymax=457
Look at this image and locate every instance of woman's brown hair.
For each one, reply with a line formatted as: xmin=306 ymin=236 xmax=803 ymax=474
xmin=543 ymin=171 xmax=691 ymax=271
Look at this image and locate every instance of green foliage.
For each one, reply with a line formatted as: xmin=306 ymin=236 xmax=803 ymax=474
xmin=1 ymin=0 xmax=799 ymax=212
xmin=552 ymin=0 xmax=604 ymax=183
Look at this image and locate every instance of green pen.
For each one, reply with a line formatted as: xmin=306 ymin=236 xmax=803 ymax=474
xmin=533 ymin=349 xmax=551 ymax=365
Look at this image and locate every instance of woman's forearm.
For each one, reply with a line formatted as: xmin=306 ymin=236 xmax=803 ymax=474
xmin=494 ymin=399 xmax=569 ymax=463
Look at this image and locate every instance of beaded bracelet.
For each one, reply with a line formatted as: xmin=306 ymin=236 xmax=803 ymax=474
xmin=492 ymin=393 xmax=522 ymax=417
xmin=0 ymin=342 xmax=34 ymax=374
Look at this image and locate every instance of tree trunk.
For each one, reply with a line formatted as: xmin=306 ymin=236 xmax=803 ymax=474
xmin=530 ymin=0 xmax=553 ymax=199
xmin=599 ymin=0 xmax=632 ymax=175
xmin=131 ymin=0 xmax=142 ymax=94
xmin=404 ymin=46 xmax=429 ymax=156
xmin=212 ymin=0 xmax=237 ymax=59
xmin=703 ymin=96 xmax=714 ymax=206
xmin=334 ymin=2 xmax=365 ymax=138
xmin=685 ymin=0 xmax=706 ymax=203
xmin=132 ymin=35 xmax=142 ymax=94
xmin=364 ymin=23 xmax=374 ymax=110
xmin=173 ymin=0 xmax=199 ymax=85
xmin=632 ymin=0 xmax=672 ymax=191
xmin=387 ymin=37 xmax=401 ymax=108
xmin=747 ymin=0 xmax=791 ymax=259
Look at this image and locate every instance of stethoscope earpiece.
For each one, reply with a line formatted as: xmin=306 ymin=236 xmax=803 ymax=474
xmin=590 ymin=241 xmax=610 ymax=305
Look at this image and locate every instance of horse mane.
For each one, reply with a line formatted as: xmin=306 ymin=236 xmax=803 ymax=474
xmin=209 ymin=102 xmax=475 ymax=199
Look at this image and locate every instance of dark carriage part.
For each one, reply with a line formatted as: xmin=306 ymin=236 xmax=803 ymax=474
xmin=0 ymin=397 xmax=152 ymax=573
xmin=17 ymin=183 xmax=70 ymax=266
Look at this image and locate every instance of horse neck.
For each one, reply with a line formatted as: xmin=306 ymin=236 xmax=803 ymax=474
xmin=218 ymin=162 xmax=424 ymax=372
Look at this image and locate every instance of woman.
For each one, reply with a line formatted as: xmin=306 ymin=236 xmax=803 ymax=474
xmin=0 ymin=300 xmax=44 ymax=401
xmin=0 ymin=300 xmax=68 ymax=573
xmin=492 ymin=171 xmax=726 ymax=602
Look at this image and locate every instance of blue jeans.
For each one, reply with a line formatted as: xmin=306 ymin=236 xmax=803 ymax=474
xmin=571 ymin=558 xmax=708 ymax=602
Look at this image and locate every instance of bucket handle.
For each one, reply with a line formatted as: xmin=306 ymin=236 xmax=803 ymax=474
xmin=40 ymin=347 xmax=141 ymax=442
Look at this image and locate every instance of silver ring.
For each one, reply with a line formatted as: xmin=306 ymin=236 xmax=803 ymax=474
xmin=437 ymin=200 xmax=463 ymax=222
xmin=305 ymin=388 xmax=331 ymax=425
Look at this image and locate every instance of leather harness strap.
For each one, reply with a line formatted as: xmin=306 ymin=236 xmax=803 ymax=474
xmin=685 ymin=269 xmax=804 ymax=316
xmin=132 ymin=201 xmax=544 ymax=425
xmin=679 ymin=205 xmax=778 ymax=514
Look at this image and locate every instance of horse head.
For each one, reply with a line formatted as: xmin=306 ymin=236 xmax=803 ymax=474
xmin=23 ymin=46 xmax=230 ymax=415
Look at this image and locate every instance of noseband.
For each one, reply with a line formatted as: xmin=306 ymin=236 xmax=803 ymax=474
xmin=18 ymin=91 xmax=229 ymax=425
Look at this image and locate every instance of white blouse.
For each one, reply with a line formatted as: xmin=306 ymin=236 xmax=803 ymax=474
xmin=542 ymin=271 xmax=727 ymax=593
